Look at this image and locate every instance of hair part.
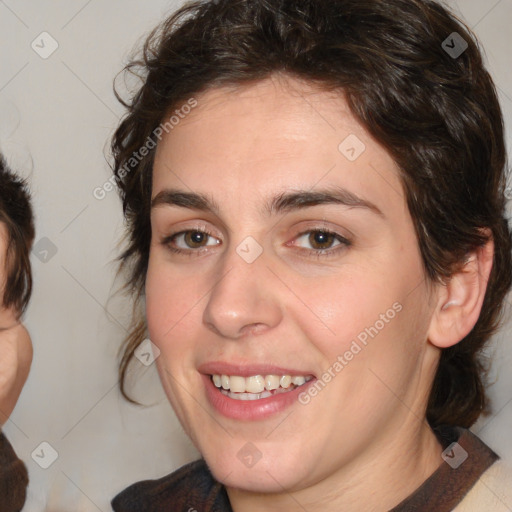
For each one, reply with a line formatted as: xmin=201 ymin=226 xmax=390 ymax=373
xmin=111 ymin=0 xmax=512 ymax=426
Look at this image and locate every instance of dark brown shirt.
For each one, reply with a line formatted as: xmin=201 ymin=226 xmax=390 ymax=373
xmin=111 ymin=426 xmax=498 ymax=512
xmin=0 ymin=431 xmax=28 ymax=512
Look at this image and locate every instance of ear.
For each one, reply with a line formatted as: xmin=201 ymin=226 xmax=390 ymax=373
xmin=428 ymin=236 xmax=494 ymax=349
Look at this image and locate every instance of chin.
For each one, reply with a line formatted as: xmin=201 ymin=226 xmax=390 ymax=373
xmin=204 ymin=448 xmax=309 ymax=493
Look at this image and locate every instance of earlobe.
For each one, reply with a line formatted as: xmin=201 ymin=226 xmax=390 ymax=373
xmin=428 ymin=237 xmax=494 ymax=349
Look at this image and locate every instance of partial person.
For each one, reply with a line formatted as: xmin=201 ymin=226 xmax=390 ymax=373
xmin=110 ymin=0 xmax=512 ymax=510
xmin=0 ymin=156 xmax=34 ymax=511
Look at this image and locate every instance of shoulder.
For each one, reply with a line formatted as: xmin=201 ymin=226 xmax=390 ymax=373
xmin=453 ymin=441 xmax=512 ymax=511
xmin=0 ymin=431 xmax=28 ymax=511
xmin=454 ymin=459 xmax=512 ymax=511
xmin=111 ymin=459 xmax=231 ymax=512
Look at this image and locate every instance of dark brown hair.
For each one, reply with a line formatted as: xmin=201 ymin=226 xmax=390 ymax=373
xmin=0 ymin=156 xmax=35 ymax=315
xmin=111 ymin=0 xmax=512 ymax=428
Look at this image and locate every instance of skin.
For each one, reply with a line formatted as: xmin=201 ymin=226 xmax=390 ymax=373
xmin=145 ymin=75 xmax=493 ymax=511
xmin=0 ymin=223 xmax=33 ymax=426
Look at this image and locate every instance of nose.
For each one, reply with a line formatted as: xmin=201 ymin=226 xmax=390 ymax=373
xmin=202 ymin=242 xmax=283 ymax=340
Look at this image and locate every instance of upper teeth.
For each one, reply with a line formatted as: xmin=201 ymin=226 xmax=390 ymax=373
xmin=212 ymin=374 xmax=310 ymax=393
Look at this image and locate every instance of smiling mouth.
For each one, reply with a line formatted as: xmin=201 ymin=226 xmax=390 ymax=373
xmin=211 ymin=374 xmax=314 ymax=401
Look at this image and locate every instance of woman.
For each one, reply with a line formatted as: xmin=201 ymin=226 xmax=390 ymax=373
xmin=111 ymin=0 xmax=512 ymax=510
xmin=0 ymin=156 xmax=34 ymax=511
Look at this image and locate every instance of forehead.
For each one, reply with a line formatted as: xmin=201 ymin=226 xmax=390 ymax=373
xmin=0 ymin=222 xmax=7 ymax=248
xmin=152 ymin=75 xmax=406 ymax=219
xmin=0 ymin=223 xmax=8 ymax=284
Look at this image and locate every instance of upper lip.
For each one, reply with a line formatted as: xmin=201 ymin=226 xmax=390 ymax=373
xmin=198 ymin=361 xmax=315 ymax=378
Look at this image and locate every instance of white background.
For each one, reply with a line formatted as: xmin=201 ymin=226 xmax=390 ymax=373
xmin=0 ymin=0 xmax=511 ymax=510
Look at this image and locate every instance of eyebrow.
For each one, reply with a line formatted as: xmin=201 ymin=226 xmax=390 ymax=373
xmin=151 ymin=186 xmax=384 ymax=217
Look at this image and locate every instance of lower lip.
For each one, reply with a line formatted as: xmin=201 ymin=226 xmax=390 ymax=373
xmin=202 ymin=374 xmax=315 ymax=421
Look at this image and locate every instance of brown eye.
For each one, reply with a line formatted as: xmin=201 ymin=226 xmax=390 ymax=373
xmin=163 ymin=228 xmax=221 ymax=254
xmin=183 ymin=231 xmax=210 ymax=248
xmin=292 ymin=229 xmax=351 ymax=259
xmin=295 ymin=230 xmax=341 ymax=251
xmin=308 ymin=231 xmax=336 ymax=250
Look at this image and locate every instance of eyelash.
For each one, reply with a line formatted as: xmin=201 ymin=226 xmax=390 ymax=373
xmin=161 ymin=227 xmax=351 ymax=259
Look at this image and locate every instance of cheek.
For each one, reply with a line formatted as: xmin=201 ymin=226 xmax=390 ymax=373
xmin=145 ymin=254 xmax=180 ymax=349
xmin=0 ymin=306 xmax=18 ymax=328
xmin=145 ymin=259 xmax=166 ymax=335
xmin=145 ymin=252 xmax=205 ymax=360
xmin=296 ymin=272 xmax=395 ymax=353
xmin=146 ymin=249 xmax=188 ymax=320
xmin=295 ymin=262 xmax=428 ymax=382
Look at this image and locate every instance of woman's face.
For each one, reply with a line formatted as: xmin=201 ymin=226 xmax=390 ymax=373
xmin=146 ymin=76 xmax=440 ymax=494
